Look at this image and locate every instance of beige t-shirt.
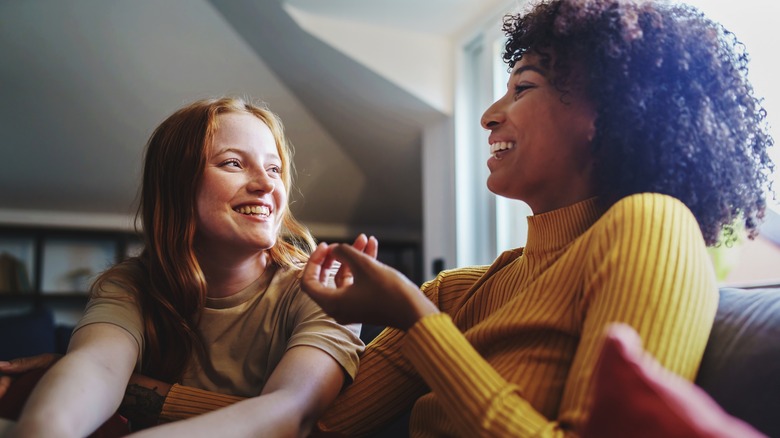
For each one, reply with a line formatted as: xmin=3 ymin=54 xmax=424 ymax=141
xmin=74 ymin=264 xmax=363 ymax=397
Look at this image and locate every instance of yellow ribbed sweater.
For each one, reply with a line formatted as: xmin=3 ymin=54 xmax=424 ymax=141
xmin=319 ymin=193 xmax=719 ymax=437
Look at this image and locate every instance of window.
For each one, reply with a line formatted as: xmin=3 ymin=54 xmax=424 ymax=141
xmin=680 ymin=0 xmax=780 ymax=286
xmin=454 ymin=3 xmax=531 ymax=267
xmin=678 ymin=0 xmax=779 ymax=213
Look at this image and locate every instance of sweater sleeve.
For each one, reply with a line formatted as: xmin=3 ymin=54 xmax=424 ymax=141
xmin=403 ymin=313 xmax=550 ymax=435
xmin=315 ymin=275 xmax=462 ymax=436
xmin=399 ymin=194 xmax=719 ymax=437
xmin=316 ymin=327 xmax=428 ymax=436
xmin=159 ymin=384 xmax=246 ymax=423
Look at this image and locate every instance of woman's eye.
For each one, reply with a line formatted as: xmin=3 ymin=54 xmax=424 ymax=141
xmin=220 ymin=159 xmax=241 ymax=168
xmin=513 ymin=84 xmax=533 ymax=98
xmin=268 ymin=165 xmax=282 ymax=175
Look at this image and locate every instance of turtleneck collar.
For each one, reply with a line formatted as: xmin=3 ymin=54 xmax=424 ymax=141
xmin=523 ymin=198 xmax=602 ymax=255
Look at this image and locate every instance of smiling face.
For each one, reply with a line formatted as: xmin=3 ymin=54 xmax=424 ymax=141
xmin=481 ymin=52 xmax=597 ymax=214
xmin=194 ymin=112 xmax=286 ymax=257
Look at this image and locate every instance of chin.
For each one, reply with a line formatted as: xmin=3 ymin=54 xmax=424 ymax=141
xmin=486 ymin=181 xmax=524 ymax=202
xmin=256 ymin=236 xmax=277 ymax=250
xmin=485 ymin=178 xmax=505 ymax=196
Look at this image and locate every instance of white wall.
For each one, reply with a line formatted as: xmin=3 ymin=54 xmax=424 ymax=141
xmin=422 ymin=117 xmax=456 ymax=280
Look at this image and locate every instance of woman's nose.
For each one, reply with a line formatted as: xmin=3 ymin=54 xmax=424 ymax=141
xmin=481 ymin=98 xmax=505 ymax=130
xmin=248 ymin=172 xmax=275 ymax=193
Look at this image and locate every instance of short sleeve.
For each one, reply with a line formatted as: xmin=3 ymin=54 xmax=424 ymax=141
xmin=73 ymin=277 xmax=144 ymax=367
xmin=286 ymin=285 xmax=364 ymax=381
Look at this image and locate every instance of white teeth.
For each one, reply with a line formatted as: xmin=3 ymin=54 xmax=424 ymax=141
xmin=234 ymin=205 xmax=270 ymax=216
xmin=490 ymin=141 xmax=516 ymax=157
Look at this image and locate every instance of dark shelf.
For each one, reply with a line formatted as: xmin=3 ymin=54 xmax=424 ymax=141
xmin=0 ymin=226 xmax=423 ymax=309
xmin=0 ymin=226 xmax=140 ymax=311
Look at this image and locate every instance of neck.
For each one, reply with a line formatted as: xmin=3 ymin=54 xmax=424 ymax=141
xmin=198 ymin=250 xmax=270 ymax=298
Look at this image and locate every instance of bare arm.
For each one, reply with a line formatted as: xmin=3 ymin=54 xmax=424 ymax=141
xmin=128 ymin=345 xmax=346 ymax=438
xmin=10 ymin=323 xmax=138 ymax=437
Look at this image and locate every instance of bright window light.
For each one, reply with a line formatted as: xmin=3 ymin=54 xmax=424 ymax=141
xmin=680 ymin=0 xmax=780 ymax=211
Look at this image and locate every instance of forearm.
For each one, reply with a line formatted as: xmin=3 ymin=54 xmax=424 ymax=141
xmin=128 ymin=389 xmax=306 ymax=438
xmin=131 ymin=346 xmax=345 ymax=438
xmin=13 ymin=352 xmax=130 ymax=437
xmin=403 ymin=313 xmax=556 ymax=437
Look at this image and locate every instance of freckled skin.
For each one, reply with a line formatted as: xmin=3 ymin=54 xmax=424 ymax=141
xmin=195 ymin=113 xmax=287 ymax=260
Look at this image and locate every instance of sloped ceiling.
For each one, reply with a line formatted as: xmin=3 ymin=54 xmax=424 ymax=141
xmin=0 ymin=0 xmax=450 ymax=240
xmin=207 ymin=0 xmax=447 ymax=237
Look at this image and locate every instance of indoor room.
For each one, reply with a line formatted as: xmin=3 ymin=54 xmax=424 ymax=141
xmin=1 ymin=0 xmax=778 ymax=436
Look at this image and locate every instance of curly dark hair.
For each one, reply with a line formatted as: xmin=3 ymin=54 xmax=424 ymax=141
xmin=502 ymin=0 xmax=774 ymax=245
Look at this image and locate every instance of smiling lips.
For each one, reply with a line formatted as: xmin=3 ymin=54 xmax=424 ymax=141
xmin=490 ymin=141 xmax=516 ymax=159
xmin=233 ymin=205 xmax=270 ymax=217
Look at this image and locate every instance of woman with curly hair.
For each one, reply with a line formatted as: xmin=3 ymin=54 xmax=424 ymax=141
xmin=301 ymin=0 xmax=775 ymax=436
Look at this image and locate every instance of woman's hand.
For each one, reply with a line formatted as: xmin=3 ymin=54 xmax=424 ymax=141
xmin=330 ymin=234 xmax=379 ymax=288
xmin=302 ymin=241 xmax=439 ymax=331
xmin=0 ymin=353 xmax=62 ymax=398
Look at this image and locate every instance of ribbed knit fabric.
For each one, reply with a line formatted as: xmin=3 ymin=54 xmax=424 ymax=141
xmin=319 ymin=193 xmax=719 ymax=437
xmin=159 ymin=384 xmax=245 ymax=423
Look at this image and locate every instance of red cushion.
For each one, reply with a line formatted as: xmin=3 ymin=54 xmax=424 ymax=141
xmin=582 ymin=323 xmax=766 ymax=438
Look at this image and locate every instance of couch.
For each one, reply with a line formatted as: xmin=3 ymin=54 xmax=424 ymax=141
xmin=2 ymin=286 xmax=779 ymax=437
xmin=693 ymin=286 xmax=780 ymax=437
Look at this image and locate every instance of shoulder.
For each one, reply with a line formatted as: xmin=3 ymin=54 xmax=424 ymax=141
xmin=588 ymin=193 xmax=705 ymax=251
xmin=91 ymin=258 xmax=145 ymax=302
xmin=424 ymin=248 xmax=520 ymax=291
xmin=425 ymin=265 xmax=491 ymax=287
xmin=598 ymin=193 xmax=698 ymax=230
xmin=604 ymin=192 xmax=691 ymax=217
xmin=421 ymin=264 xmax=495 ymax=311
xmin=266 ymin=263 xmax=318 ymax=306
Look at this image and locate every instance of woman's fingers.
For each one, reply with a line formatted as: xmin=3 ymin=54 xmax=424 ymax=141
xmin=352 ymin=234 xmax=378 ymax=259
xmin=0 ymin=353 xmax=61 ymax=373
xmin=304 ymin=242 xmax=331 ymax=287
xmin=351 ymin=233 xmax=368 ymax=251
xmin=364 ymin=235 xmax=379 ymax=259
xmin=334 ymin=239 xmax=359 ymax=287
xmin=0 ymin=375 xmax=11 ymax=398
xmin=0 ymin=353 xmax=62 ymax=398
xmin=333 ymin=264 xmax=354 ymax=288
xmin=333 ymin=243 xmax=376 ymax=277
xmin=334 ymin=234 xmax=377 ymax=287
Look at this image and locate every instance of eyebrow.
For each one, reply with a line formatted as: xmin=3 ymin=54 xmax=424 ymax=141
xmin=512 ymin=65 xmax=546 ymax=77
xmin=211 ymin=147 xmax=281 ymax=162
xmin=210 ymin=147 xmax=245 ymax=160
xmin=212 ymin=147 xmax=240 ymax=156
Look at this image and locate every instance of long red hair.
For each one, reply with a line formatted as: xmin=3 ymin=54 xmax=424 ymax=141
xmin=92 ymin=97 xmax=314 ymax=381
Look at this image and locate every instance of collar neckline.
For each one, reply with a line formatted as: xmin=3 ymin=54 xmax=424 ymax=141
xmin=523 ymin=198 xmax=602 ymax=255
xmin=205 ymin=264 xmax=277 ymax=309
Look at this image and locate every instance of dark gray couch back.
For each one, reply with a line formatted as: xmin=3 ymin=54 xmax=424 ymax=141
xmin=695 ymin=287 xmax=780 ymax=437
